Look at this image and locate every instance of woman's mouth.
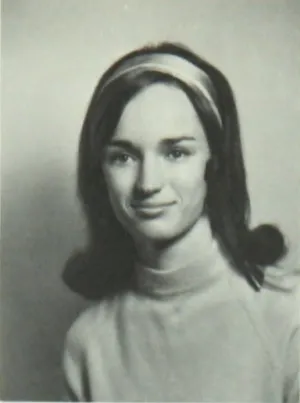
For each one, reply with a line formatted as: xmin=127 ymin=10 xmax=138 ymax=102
xmin=131 ymin=202 xmax=175 ymax=218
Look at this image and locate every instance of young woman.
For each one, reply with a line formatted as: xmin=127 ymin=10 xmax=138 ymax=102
xmin=63 ymin=42 xmax=299 ymax=402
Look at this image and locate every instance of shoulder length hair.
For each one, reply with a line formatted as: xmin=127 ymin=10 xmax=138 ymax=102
xmin=64 ymin=42 xmax=286 ymax=298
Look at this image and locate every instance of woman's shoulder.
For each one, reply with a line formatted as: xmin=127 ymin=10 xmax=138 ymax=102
xmin=264 ymin=264 xmax=300 ymax=292
xmin=64 ymin=295 xmax=125 ymax=352
xmin=228 ymin=264 xmax=299 ymax=371
xmin=261 ymin=266 xmax=300 ymax=400
xmin=262 ymin=265 xmax=300 ymax=309
xmin=259 ymin=265 xmax=300 ymax=331
xmin=63 ymin=296 xmax=128 ymax=400
xmin=230 ymin=263 xmax=299 ymax=339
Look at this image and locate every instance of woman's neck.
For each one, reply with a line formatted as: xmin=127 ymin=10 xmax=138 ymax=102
xmin=135 ymin=216 xmax=215 ymax=271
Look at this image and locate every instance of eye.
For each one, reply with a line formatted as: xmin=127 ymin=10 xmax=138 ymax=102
xmin=166 ymin=148 xmax=190 ymax=161
xmin=108 ymin=151 xmax=133 ymax=165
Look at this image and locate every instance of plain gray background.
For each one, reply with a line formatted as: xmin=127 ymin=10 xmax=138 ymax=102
xmin=1 ymin=0 xmax=300 ymax=400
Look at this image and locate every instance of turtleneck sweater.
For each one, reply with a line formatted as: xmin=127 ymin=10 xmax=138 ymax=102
xmin=63 ymin=239 xmax=299 ymax=402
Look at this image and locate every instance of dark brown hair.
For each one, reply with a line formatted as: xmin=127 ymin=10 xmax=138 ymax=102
xmin=64 ymin=42 xmax=287 ymax=298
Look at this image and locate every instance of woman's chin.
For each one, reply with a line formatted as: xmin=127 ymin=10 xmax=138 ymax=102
xmin=131 ymin=221 xmax=182 ymax=244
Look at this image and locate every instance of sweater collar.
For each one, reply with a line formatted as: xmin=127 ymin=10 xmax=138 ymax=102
xmin=135 ymin=235 xmax=226 ymax=298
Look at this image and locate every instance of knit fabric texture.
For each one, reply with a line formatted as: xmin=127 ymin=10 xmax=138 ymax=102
xmin=63 ymin=246 xmax=299 ymax=402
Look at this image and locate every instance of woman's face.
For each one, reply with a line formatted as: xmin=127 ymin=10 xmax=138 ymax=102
xmin=102 ymin=83 xmax=210 ymax=243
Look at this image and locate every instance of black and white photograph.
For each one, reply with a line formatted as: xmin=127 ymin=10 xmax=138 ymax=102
xmin=1 ymin=1 xmax=300 ymax=401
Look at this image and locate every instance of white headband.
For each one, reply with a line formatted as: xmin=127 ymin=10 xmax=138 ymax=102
xmin=102 ymin=53 xmax=222 ymax=125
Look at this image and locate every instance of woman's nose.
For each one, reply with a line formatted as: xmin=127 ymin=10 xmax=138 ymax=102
xmin=135 ymin=156 xmax=163 ymax=195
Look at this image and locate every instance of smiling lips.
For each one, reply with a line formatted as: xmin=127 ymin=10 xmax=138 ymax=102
xmin=132 ymin=202 xmax=175 ymax=217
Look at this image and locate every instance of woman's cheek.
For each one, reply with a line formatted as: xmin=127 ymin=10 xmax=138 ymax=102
xmin=107 ymin=168 xmax=136 ymax=202
xmin=172 ymin=158 xmax=207 ymax=203
xmin=171 ymin=156 xmax=207 ymax=184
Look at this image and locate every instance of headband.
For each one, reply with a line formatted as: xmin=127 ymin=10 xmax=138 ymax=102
xmin=102 ymin=53 xmax=222 ymax=125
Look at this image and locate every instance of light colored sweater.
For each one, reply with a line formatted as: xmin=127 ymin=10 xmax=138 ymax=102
xmin=63 ymin=244 xmax=299 ymax=402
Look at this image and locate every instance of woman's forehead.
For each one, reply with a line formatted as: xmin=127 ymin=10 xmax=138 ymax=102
xmin=114 ymin=83 xmax=205 ymax=142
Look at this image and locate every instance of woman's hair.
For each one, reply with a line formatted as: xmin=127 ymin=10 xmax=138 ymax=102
xmin=68 ymin=42 xmax=286 ymax=296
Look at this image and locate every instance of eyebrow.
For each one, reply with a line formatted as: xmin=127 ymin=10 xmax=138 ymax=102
xmin=106 ymin=136 xmax=196 ymax=150
xmin=106 ymin=139 xmax=137 ymax=152
xmin=162 ymin=136 xmax=196 ymax=145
